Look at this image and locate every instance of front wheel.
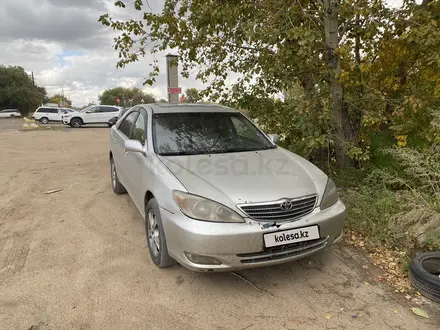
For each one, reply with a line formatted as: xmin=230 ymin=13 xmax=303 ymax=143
xmin=110 ymin=158 xmax=126 ymax=194
xmin=145 ymin=198 xmax=175 ymax=268
xmin=70 ymin=118 xmax=83 ymax=128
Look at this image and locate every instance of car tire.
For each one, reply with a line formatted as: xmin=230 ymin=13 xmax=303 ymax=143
xmin=40 ymin=117 xmax=49 ymax=124
xmin=409 ymin=252 xmax=440 ymax=303
xmin=145 ymin=198 xmax=175 ymax=268
xmin=70 ymin=118 xmax=83 ymax=128
xmin=110 ymin=158 xmax=126 ymax=194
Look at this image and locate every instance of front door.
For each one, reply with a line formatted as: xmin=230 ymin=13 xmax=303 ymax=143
xmin=83 ymin=106 xmax=101 ymax=123
xmin=112 ymin=110 xmax=139 ymax=192
xmin=123 ymin=108 xmax=149 ymax=209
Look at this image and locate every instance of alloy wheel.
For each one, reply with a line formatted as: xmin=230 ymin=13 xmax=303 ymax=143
xmin=147 ymin=210 xmax=160 ymax=257
xmin=111 ymin=161 xmax=116 ymax=189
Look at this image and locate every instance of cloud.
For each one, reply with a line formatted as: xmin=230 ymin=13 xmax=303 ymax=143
xmin=0 ymin=0 xmax=230 ymax=107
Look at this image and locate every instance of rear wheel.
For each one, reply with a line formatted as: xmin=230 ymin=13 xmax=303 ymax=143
xmin=145 ymin=198 xmax=175 ymax=268
xmin=40 ymin=117 xmax=49 ymax=124
xmin=70 ymin=118 xmax=82 ymax=128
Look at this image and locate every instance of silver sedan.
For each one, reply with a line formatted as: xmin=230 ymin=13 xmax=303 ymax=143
xmin=109 ymin=103 xmax=346 ymax=271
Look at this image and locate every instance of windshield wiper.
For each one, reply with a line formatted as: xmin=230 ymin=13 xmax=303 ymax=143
xmin=159 ymin=151 xmax=202 ymax=156
xmin=215 ymin=145 xmax=277 ymax=154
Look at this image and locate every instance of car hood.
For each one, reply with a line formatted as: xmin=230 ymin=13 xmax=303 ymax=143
xmin=159 ymin=147 xmax=328 ymax=212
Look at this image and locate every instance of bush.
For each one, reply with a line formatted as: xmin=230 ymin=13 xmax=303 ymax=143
xmin=340 ymin=110 xmax=440 ymax=253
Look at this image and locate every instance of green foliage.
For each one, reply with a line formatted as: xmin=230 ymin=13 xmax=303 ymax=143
xmin=99 ymin=0 xmax=440 ymax=169
xmin=99 ymin=87 xmax=156 ymax=106
xmin=184 ymin=88 xmax=201 ymax=103
xmin=48 ymin=94 xmax=72 ymax=107
xmin=0 ymin=65 xmax=47 ymax=115
xmin=341 ymin=111 xmax=440 ymax=252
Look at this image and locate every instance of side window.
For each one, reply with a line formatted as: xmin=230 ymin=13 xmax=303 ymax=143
xmin=231 ymin=116 xmax=260 ymax=142
xmin=50 ymin=108 xmax=59 ymax=114
xmin=118 ymin=112 xmax=138 ymax=138
xmin=131 ymin=110 xmax=147 ymax=145
xmin=87 ymin=106 xmax=99 ymax=113
xmin=107 ymin=107 xmax=118 ymax=113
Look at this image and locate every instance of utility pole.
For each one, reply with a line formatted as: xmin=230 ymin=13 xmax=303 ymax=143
xmin=32 ymin=72 xmax=35 ymax=87
xmin=166 ymin=54 xmax=180 ymax=104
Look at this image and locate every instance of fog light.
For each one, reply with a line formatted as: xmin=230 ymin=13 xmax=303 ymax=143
xmin=184 ymin=252 xmax=222 ymax=265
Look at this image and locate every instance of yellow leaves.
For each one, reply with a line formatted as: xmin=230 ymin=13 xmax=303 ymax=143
xmin=339 ymin=69 xmax=350 ymax=83
xmin=359 ymin=62 xmax=372 ymax=73
xmin=402 ymin=96 xmax=423 ymax=112
xmin=396 ymin=135 xmax=407 ymax=148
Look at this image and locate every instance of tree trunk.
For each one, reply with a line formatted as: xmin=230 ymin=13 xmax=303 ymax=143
xmin=350 ymin=14 xmax=363 ymax=141
xmin=324 ymin=0 xmax=350 ymax=168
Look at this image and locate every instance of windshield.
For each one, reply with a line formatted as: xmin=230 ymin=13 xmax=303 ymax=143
xmin=153 ymin=112 xmax=275 ymax=156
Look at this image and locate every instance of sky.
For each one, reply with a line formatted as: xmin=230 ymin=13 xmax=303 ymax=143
xmin=0 ymin=0 xmax=208 ymax=106
xmin=0 ymin=0 xmax=404 ymax=107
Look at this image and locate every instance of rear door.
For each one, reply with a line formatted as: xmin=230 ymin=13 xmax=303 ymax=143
xmin=100 ymin=106 xmax=120 ymax=123
xmin=46 ymin=108 xmax=60 ymax=121
xmin=111 ymin=110 xmax=139 ymax=192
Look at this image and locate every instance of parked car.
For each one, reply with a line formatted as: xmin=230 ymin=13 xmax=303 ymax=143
xmin=32 ymin=107 xmax=69 ymax=124
xmin=109 ymin=103 xmax=346 ymax=272
xmin=0 ymin=109 xmax=22 ymax=118
xmin=62 ymin=105 xmax=122 ymax=128
xmin=107 ymin=107 xmax=131 ymax=127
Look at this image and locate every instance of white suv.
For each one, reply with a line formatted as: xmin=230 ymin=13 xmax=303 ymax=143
xmin=32 ymin=107 xmax=75 ymax=124
xmin=0 ymin=109 xmax=22 ymax=118
xmin=62 ymin=105 xmax=122 ymax=128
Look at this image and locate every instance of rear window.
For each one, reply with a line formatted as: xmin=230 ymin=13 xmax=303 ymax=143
xmin=37 ymin=108 xmax=57 ymax=113
xmin=101 ymin=106 xmax=118 ymax=113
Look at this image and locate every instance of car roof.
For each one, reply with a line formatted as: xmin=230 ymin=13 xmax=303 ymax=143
xmin=141 ymin=103 xmax=238 ymax=114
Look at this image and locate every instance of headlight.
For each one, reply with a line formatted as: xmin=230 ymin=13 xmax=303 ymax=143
xmin=173 ymin=191 xmax=244 ymax=223
xmin=320 ymin=178 xmax=338 ymax=210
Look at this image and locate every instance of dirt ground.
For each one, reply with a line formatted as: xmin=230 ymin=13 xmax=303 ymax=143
xmin=0 ymin=124 xmax=439 ymax=330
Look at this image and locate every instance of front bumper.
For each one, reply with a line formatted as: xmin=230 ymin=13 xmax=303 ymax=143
xmin=162 ymin=199 xmax=346 ymax=272
xmin=62 ymin=118 xmax=70 ymax=125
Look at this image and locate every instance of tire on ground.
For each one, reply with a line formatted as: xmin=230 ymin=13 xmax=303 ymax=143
xmin=409 ymin=251 xmax=440 ymax=303
xmin=110 ymin=158 xmax=126 ymax=194
xmin=70 ymin=117 xmax=82 ymax=128
xmin=145 ymin=198 xmax=175 ymax=268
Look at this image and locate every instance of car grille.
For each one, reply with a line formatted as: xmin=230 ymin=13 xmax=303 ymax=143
xmin=237 ymin=195 xmax=317 ymax=222
xmin=237 ymin=236 xmax=329 ymax=264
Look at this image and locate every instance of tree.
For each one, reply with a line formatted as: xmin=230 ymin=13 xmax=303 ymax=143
xmin=99 ymin=87 xmax=156 ymax=106
xmin=48 ymin=94 xmax=72 ymax=107
xmin=158 ymin=98 xmax=168 ymax=103
xmin=0 ymin=66 xmax=47 ymax=115
xmin=184 ymin=88 xmax=201 ymax=103
xmin=99 ymin=1 xmax=440 ymax=168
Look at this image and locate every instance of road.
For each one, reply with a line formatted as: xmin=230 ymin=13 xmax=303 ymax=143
xmin=0 ymin=127 xmax=438 ymax=330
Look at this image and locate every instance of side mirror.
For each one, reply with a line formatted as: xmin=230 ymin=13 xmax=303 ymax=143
xmin=85 ymin=111 xmax=90 ymax=114
xmin=268 ymin=134 xmax=279 ymax=144
xmin=124 ymin=139 xmax=146 ymax=156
